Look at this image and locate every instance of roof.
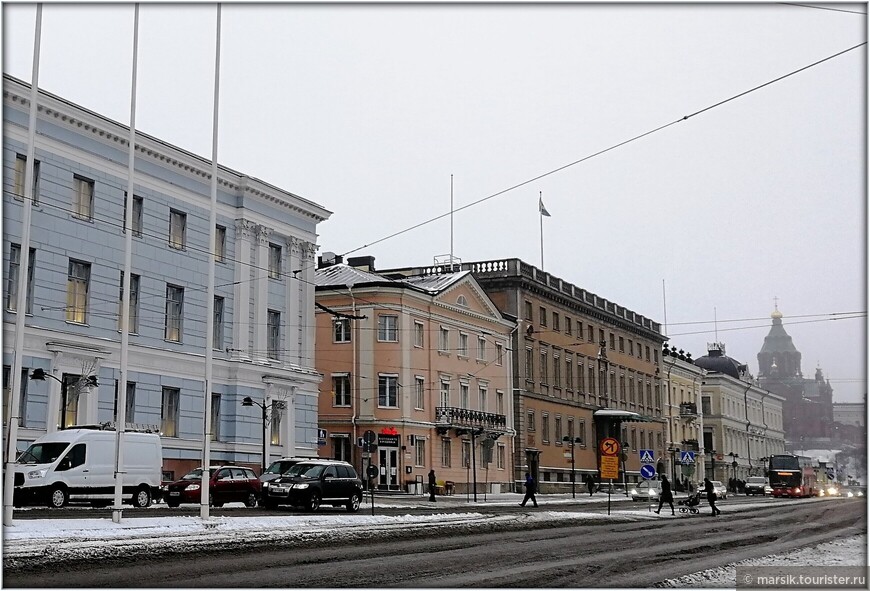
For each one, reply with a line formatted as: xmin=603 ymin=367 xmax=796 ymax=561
xmin=759 ymin=315 xmax=799 ymax=354
xmin=313 ymin=263 xmax=389 ymax=288
xmin=694 ymin=346 xmax=744 ymax=379
xmin=400 ymin=270 xmax=470 ymax=293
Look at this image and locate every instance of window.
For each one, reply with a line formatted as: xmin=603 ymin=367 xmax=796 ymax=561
xmin=211 ymin=394 xmax=221 ymax=441
xmin=6 ymin=244 xmax=35 ymax=313
xmin=479 ymin=386 xmax=487 ymax=411
xmin=540 ymin=348 xmax=548 ymax=384
xmin=588 ymin=324 xmax=594 ymax=342
xmin=378 ymin=375 xmax=398 ymax=407
xmin=462 ymin=440 xmax=471 ymax=468
xmin=117 ymin=272 xmax=140 ymax=333
xmin=271 ymin=400 xmax=282 ymax=445
xmin=415 ymin=377 xmax=425 ymax=410
xmin=66 ymin=259 xmax=90 ymax=324
xmin=378 ymin=315 xmax=398 ymax=341
xmin=333 ymin=374 xmax=351 ymax=406
xmin=334 ymin=318 xmax=351 ymax=343
xmin=567 ymin=417 xmax=574 ymax=439
xmin=458 ymin=333 xmax=468 ymax=357
xmin=213 ymin=296 xmax=224 ymax=350
xmin=654 ymin=348 xmax=659 ymax=364
xmin=495 ymin=343 xmax=503 ymax=366
xmin=415 ymin=438 xmax=425 ymax=466
xmin=456 ymin=295 xmax=468 ymax=307
xmin=542 ymin=413 xmax=550 ymax=443
xmin=525 ymin=348 xmax=534 ymax=381
xmin=496 ymin=390 xmax=504 ymax=415
xmin=599 ymin=328 xmax=605 ymax=345
xmin=566 ymin=357 xmax=574 ymax=390
xmin=439 ymin=380 xmax=450 ymax=408
xmin=578 ymin=364 xmax=585 ymax=394
xmin=539 ymin=306 xmax=547 ymax=327
xmin=267 ymin=310 xmax=281 ymax=359
xmin=112 ymin=380 xmax=136 ymax=425
xmin=553 ymin=352 xmax=561 ymax=387
xmin=645 ymin=345 xmax=651 ymax=362
xmin=60 ymin=373 xmax=83 ymax=428
xmin=439 ymin=327 xmax=449 ymax=352
xmin=628 ymin=340 xmax=633 ymax=356
xmin=333 ymin=437 xmax=351 ymax=462
xmin=268 ymin=243 xmax=282 ymax=279
xmin=527 ymin=409 xmax=535 ymax=432
xmin=414 ymin=321 xmax=424 ymax=347
xmin=3 ymin=366 xmax=28 ymax=428
xmin=164 ymin=284 xmax=184 ymax=342
xmin=460 ymin=383 xmax=469 ymax=408
xmin=619 ymin=336 xmax=624 ymax=353
xmin=565 ymin=317 xmax=572 ymax=335
xmin=524 ymin=301 xmax=532 ymax=320
xmin=14 ymin=154 xmax=40 ymax=204
xmin=477 ymin=336 xmax=486 ymax=360
xmin=73 ymin=175 xmax=93 ymax=220
xmin=702 ymin=396 xmax=712 ymax=415
xmin=552 ymin=312 xmax=560 ymax=332
xmin=169 ymin=209 xmax=186 ymax=249
xmin=441 ymin=438 xmax=452 ymax=468
xmin=214 ymin=225 xmax=226 ymax=262
xmin=123 ymin=193 xmax=143 ymax=237
xmin=609 ymin=333 xmax=615 ymax=350
xmin=555 ymin=416 xmax=562 ymax=442
xmin=161 ymin=387 xmax=179 ymax=437
xmin=497 ymin=444 xmax=506 ymax=470
xmin=578 ymin=421 xmax=586 ymax=445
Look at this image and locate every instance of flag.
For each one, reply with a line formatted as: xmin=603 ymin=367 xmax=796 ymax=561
xmin=539 ymin=196 xmax=551 ymax=217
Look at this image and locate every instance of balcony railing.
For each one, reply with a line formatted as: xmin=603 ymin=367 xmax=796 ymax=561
xmin=681 ymin=439 xmax=699 ymax=451
xmin=435 ymin=406 xmax=508 ymax=433
xmin=679 ymin=402 xmax=698 ymax=418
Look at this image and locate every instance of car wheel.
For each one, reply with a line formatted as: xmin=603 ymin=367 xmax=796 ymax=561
xmin=132 ymin=486 xmax=151 ymax=508
xmin=306 ymin=491 xmax=321 ymax=512
xmin=347 ymin=493 xmax=361 ymax=512
xmin=48 ymin=485 xmax=68 ymax=508
xmin=244 ymin=491 xmax=258 ymax=508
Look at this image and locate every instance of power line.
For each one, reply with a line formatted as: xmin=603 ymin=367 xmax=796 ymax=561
xmin=668 ymin=313 xmax=866 ymax=337
xmin=780 ymin=2 xmax=868 ymax=15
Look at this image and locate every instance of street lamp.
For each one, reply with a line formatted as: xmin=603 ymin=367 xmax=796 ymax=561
xmin=242 ymin=396 xmax=267 ymax=474
xmin=29 ymin=368 xmax=98 ymax=429
xmin=562 ymin=436 xmax=583 ymax=498
xmin=728 ymin=452 xmax=739 ymax=490
xmin=670 ymin=446 xmax=681 ymax=486
xmin=621 ymin=441 xmax=630 ymax=496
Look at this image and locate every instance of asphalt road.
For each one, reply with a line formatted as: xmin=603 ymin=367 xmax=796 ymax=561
xmin=4 ymin=497 xmax=865 ymax=588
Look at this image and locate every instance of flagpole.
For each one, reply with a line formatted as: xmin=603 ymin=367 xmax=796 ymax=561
xmin=539 ymin=191 xmax=544 ymax=270
xmin=112 ymin=1 xmax=139 ymax=524
xmin=3 ymin=3 xmax=42 ymax=527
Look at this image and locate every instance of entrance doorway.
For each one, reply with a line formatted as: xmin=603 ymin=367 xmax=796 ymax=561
xmin=379 ymin=448 xmax=399 ymax=489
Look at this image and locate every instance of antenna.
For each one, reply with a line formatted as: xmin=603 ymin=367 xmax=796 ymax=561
xmin=662 ymin=279 xmax=668 ymax=337
xmin=450 ymin=174 xmax=454 ymax=268
xmin=714 ymin=307 xmax=718 ymax=341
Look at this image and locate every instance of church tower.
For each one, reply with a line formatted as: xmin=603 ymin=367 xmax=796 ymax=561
xmin=757 ymin=304 xmax=802 ymax=378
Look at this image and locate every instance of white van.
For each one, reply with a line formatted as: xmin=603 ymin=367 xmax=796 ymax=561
xmin=13 ymin=426 xmax=162 ymax=508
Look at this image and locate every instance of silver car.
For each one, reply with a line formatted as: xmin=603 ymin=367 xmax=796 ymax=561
xmin=630 ymin=480 xmax=661 ymax=502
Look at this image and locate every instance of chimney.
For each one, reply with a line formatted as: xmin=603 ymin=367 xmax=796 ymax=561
xmin=347 ymin=255 xmax=376 ymax=272
xmin=317 ymin=251 xmax=342 ymax=269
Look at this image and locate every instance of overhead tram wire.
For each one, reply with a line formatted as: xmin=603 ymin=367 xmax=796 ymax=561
xmin=779 ymin=2 xmax=868 ymax=15
xmin=334 ymin=40 xmax=866 ymax=260
xmin=667 ymin=313 xmax=866 ymax=337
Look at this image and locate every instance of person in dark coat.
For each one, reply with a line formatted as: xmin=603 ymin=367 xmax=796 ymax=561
xmin=428 ymin=469 xmax=437 ymax=502
xmin=585 ymin=474 xmax=595 ymax=496
xmin=520 ymin=472 xmax=538 ymax=507
xmin=704 ymin=477 xmax=721 ymax=516
xmin=655 ymin=475 xmax=675 ymax=515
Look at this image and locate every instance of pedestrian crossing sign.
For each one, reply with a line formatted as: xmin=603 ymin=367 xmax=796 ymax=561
xmin=680 ymin=451 xmax=696 ymax=464
xmin=639 ymin=449 xmax=654 ymax=464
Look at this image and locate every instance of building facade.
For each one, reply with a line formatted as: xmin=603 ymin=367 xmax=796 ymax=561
xmin=695 ymin=343 xmax=786 ymax=483
xmin=384 ymin=259 xmax=668 ymax=493
xmin=2 ymin=75 xmax=330 ymax=480
xmin=314 ymin=256 xmax=516 ymax=494
xmin=660 ymin=345 xmax=706 ymax=489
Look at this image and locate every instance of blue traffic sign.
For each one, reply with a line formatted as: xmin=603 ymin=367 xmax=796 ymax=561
xmin=680 ymin=451 xmax=695 ymax=465
xmin=640 ymin=464 xmax=656 ymax=479
xmin=639 ymin=449 xmax=655 ymax=464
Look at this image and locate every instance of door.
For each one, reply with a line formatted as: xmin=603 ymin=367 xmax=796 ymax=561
xmin=379 ymin=449 xmax=398 ymax=489
xmin=56 ymin=443 xmax=87 ymax=492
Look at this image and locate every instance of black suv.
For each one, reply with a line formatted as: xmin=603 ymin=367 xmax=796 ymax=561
xmin=263 ymin=460 xmax=362 ymax=512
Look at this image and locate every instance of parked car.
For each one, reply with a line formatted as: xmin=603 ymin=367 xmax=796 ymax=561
xmin=700 ymin=480 xmax=727 ymax=500
xmin=263 ymin=459 xmax=362 ymax=512
xmin=744 ymin=476 xmax=769 ymax=496
xmin=630 ymin=480 xmax=661 ymax=502
xmin=165 ymin=466 xmax=260 ymax=508
xmin=259 ymin=457 xmax=310 ymax=502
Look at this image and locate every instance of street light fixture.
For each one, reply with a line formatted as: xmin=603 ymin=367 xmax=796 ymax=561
xmin=29 ymin=368 xmax=99 ymax=429
xmin=241 ymin=396 xmax=267 ymax=474
xmin=562 ymin=436 xmax=583 ymax=498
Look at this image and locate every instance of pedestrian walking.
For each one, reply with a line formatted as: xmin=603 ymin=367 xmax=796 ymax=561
xmin=585 ymin=474 xmax=595 ymax=496
xmin=519 ymin=472 xmax=538 ymax=507
xmin=654 ymin=475 xmax=675 ymax=515
xmin=428 ymin=469 xmax=437 ymax=502
xmin=704 ymin=477 xmax=721 ymax=516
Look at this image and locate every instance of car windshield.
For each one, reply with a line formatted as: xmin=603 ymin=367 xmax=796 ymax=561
xmin=712 ymin=481 xmax=724 ymax=487
xmin=265 ymin=461 xmax=295 ymax=475
xmin=747 ymin=477 xmax=766 ymax=484
xmin=181 ymin=468 xmax=216 ymax=480
xmin=285 ymin=463 xmax=326 ymax=478
xmin=17 ymin=442 xmax=70 ymax=464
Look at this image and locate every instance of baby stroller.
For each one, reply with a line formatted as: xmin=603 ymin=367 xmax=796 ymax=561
xmin=678 ymin=491 xmax=702 ymax=514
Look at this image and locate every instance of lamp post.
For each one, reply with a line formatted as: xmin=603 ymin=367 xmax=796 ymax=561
xmin=29 ymin=368 xmax=98 ymax=429
xmin=621 ymin=441 xmax=631 ymax=496
xmin=728 ymin=452 xmax=739 ymax=490
xmin=562 ymin=436 xmax=583 ymax=498
xmin=670 ymin=446 xmax=681 ymax=486
xmin=242 ymin=396 xmax=267 ymax=474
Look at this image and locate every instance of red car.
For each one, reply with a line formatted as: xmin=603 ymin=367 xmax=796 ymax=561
xmin=165 ymin=466 xmax=260 ymax=508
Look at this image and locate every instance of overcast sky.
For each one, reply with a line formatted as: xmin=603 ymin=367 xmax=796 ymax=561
xmin=3 ymin=2 xmax=866 ymax=403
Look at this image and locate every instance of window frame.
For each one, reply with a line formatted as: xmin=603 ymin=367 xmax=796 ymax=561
xmin=66 ymin=259 xmax=91 ymax=324
xmin=214 ymin=224 xmax=226 ymax=262
xmin=334 ymin=318 xmax=351 ymax=343
xmin=14 ymin=154 xmax=40 ymax=205
xmin=267 ymin=309 xmax=281 ymax=359
xmin=378 ymin=374 xmax=399 ymax=408
xmin=73 ymin=175 xmax=94 ymax=220
xmin=161 ymin=386 xmax=180 ymax=437
xmin=169 ymin=209 xmax=187 ymax=249
xmin=164 ymin=284 xmax=184 ymax=342
xmin=118 ymin=271 xmax=140 ymax=333
xmin=333 ymin=374 xmax=351 ymax=407
xmin=6 ymin=244 xmax=35 ymax=314
xmin=378 ymin=314 xmax=399 ymax=342
xmin=268 ymin=243 xmax=282 ymax=279
xmin=213 ymin=296 xmax=224 ymax=350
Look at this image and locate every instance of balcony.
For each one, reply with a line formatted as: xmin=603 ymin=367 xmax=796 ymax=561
xmin=679 ymin=402 xmax=698 ymax=419
xmin=681 ymin=439 xmax=700 ymax=452
xmin=435 ymin=406 xmax=508 ymax=435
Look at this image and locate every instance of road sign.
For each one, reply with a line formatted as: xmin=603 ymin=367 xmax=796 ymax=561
xmin=680 ymin=451 xmax=696 ymax=465
xmin=600 ymin=455 xmax=619 ymax=479
xmin=363 ymin=430 xmax=376 ymax=444
xmin=600 ymin=437 xmax=620 ymax=456
xmin=640 ymin=464 xmax=656 ymax=480
xmin=366 ymin=463 xmax=379 ymax=479
xmin=639 ymin=449 xmax=654 ymax=464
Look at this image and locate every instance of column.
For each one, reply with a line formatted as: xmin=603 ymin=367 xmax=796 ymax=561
xmin=253 ymin=225 xmax=272 ymax=363
xmin=285 ymin=237 xmax=302 ymax=366
xmin=300 ymin=241 xmax=318 ymax=370
xmin=232 ymin=220 xmax=255 ymax=361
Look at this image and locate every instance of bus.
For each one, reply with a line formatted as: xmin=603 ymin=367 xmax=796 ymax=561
xmin=768 ymin=454 xmax=816 ymax=498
